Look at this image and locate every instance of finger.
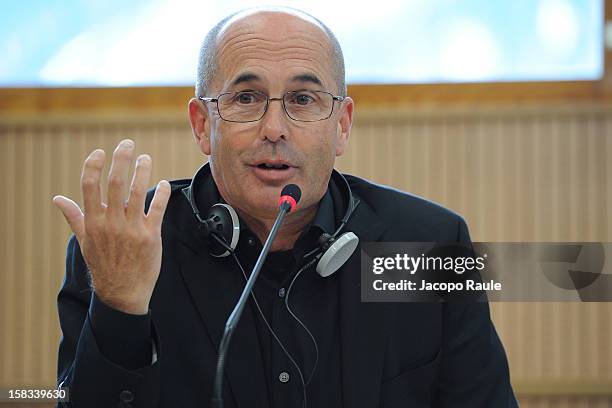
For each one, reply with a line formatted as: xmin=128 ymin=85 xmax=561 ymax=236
xmin=107 ymin=139 xmax=135 ymax=218
xmin=126 ymin=154 xmax=152 ymax=221
xmin=146 ymin=180 xmax=171 ymax=231
xmin=53 ymin=195 xmax=85 ymax=240
xmin=81 ymin=149 xmax=105 ymax=217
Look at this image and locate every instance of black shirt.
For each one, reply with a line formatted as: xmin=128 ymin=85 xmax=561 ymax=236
xmin=89 ymin=188 xmax=343 ymax=408
xmin=234 ymin=189 xmax=342 ymax=407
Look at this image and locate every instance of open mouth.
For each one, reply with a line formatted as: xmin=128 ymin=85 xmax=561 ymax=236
xmin=256 ymin=163 xmax=291 ymax=170
xmin=251 ymin=161 xmax=296 ymax=182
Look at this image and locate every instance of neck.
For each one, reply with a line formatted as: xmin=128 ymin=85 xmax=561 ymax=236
xmin=237 ymin=205 xmax=318 ymax=251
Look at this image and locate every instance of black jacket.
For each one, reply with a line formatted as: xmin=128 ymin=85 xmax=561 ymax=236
xmin=57 ymin=171 xmax=518 ymax=407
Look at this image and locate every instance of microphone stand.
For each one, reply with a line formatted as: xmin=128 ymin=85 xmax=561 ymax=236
xmin=211 ymin=200 xmax=293 ymax=408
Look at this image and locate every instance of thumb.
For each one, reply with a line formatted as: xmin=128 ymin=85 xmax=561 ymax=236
xmin=53 ymin=195 xmax=85 ymax=239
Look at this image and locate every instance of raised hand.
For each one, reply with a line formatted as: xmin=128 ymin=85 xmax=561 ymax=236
xmin=53 ymin=139 xmax=171 ymax=315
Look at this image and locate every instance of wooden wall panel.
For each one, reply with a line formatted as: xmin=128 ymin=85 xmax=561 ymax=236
xmin=0 ymin=103 xmax=611 ymax=405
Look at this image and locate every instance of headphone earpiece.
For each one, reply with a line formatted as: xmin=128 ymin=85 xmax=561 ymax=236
xmin=199 ymin=203 xmax=241 ymax=257
xmin=315 ymin=232 xmax=359 ymax=278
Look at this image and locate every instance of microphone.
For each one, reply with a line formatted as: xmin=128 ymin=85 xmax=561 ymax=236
xmin=211 ymin=185 xmax=302 ymax=408
xmin=278 ymin=184 xmax=301 ymax=212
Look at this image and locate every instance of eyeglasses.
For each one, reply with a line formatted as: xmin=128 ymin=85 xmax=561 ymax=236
xmin=199 ymin=90 xmax=344 ymax=123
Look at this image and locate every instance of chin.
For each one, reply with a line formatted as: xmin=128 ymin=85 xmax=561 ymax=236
xmin=241 ymin=191 xmax=283 ymax=215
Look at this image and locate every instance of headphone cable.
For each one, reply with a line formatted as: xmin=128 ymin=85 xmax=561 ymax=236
xmin=210 ymin=233 xmax=310 ymax=408
xmin=231 ymin=250 xmax=311 ymax=408
xmin=284 ymin=257 xmax=320 ymax=387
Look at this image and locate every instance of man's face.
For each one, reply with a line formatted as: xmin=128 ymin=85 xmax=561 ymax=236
xmin=189 ymin=11 xmax=353 ymax=221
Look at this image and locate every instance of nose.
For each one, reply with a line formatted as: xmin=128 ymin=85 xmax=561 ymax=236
xmin=259 ymin=97 xmax=290 ymax=143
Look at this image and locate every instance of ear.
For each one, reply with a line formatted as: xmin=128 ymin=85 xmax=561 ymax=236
xmin=188 ymin=97 xmax=211 ymax=155
xmin=335 ymin=96 xmax=354 ymax=157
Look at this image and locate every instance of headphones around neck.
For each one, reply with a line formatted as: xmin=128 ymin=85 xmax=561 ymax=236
xmin=181 ymin=163 xmax=360 ymax=277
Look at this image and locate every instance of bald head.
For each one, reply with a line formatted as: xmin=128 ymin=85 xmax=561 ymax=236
xmin=195 ymin=7 xmax=346 ymax=97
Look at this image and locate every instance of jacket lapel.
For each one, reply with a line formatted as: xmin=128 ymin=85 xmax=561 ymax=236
xmin=169 ymin=181 xmax=269 ymax=408
xmin=177 ymin=243 xmax=270 ymax=408
xmin=168 ymin=169 xmax=270 ymax=407
xmin=338 ymin=198 xmax=392 ymax=408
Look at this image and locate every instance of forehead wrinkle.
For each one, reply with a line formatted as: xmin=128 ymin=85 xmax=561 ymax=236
xmin=219 ymin=36 xmax=330 ymax=60
xmin=223 ymin=57 xmax=330 ymax=77
xmin=218 ymin=35 xmax=332 ymax=64
xmin=220 ymin=46 xmax=331 ymax=61
xmin=217 ymin=19 xmax=332 ymax=55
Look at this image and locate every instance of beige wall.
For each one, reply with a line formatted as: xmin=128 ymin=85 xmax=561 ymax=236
xmin=0 ymin=102 xmax=611 ymax=406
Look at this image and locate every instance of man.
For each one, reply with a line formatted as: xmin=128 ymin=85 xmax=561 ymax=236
xmin=53 ymin=7 xmax=518 ymax=408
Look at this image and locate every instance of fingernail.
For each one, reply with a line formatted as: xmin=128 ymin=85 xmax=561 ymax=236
xmin=138 ymin=154 xmax=151 ymax=162
xmin=121 ymin=139 xmax=134 ymax=147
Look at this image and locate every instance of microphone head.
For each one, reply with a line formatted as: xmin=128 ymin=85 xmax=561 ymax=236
xmin=281 ymin=184 xmax=301 ymax=203
xmin=279 ymin=184 xmax=302 ymax=212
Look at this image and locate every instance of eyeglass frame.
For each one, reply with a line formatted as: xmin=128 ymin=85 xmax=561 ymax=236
xmin=198 ymin=90 xmax=345 ymax=123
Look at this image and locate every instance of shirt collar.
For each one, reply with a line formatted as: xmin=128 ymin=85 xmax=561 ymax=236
xmin=231 ymin=182 xmax=336 ymax=248
xmin=308 ymin=187 xmax=336 ymax=237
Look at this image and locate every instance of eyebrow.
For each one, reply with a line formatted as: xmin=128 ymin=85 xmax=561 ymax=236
xmin=290 ymin=74 xmax=323 ymax=87
xmin=231 ymin=72 xmax=261 ymax=87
